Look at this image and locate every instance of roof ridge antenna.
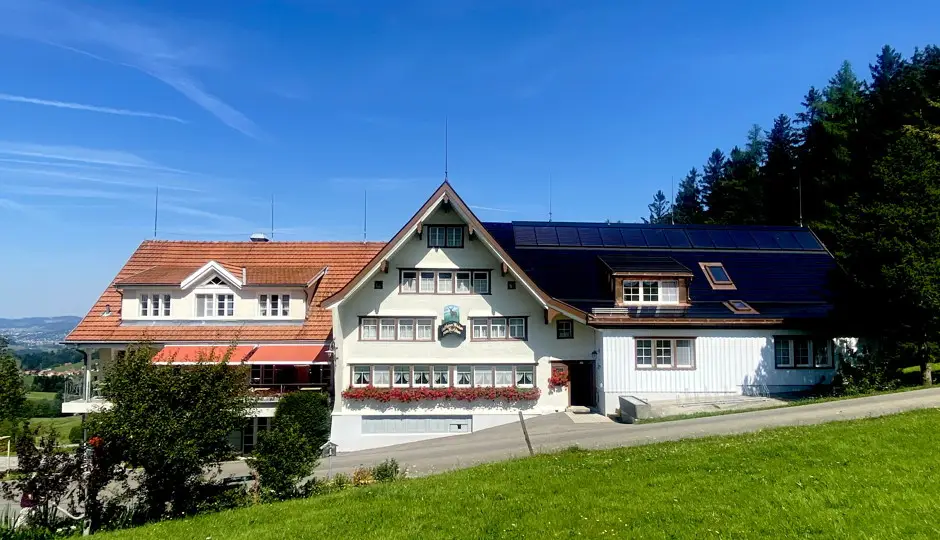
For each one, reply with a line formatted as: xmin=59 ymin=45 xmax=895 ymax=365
xmin=444 ymin=117 xmax=449 ymax=182
xmin=153 ymin=186 xmax=159 ymax=238
xmin=798 ymin=173 xmax=804 ymax=228
xmin=670 ymin=175 xmax=675 ymax=225
xmin=362 ymin=189 xmax=367 ymax=243
xmin=270 ymin=194 xmax=275 ymax=240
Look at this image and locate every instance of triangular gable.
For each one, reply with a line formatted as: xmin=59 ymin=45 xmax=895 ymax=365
xmin=321 ymin=181 xmax=586 ymax=322
xmin=180 ymin=261 xmax=243 ymax=290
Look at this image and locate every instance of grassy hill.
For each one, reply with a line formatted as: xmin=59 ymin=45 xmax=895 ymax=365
xmin=100 ymin=409 xmax=940 ymax=539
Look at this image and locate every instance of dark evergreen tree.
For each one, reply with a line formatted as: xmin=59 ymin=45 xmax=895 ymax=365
xmin=762 ymin=114 xmax=800 ymax=225
xmin=642 ymin=190 xmax=672 ymax=224
xmin=672 ymin=167 xmax=704 ymax=224
xmin=701 ymin=148 xmax=726 ymax=213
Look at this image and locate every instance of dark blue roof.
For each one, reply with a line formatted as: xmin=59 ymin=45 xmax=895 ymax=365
xmin=484 ymin=221 xmax=838 ymax=324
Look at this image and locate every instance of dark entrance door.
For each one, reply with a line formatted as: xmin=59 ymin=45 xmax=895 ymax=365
xmin=566 ymin=360 xmax=596 ymax=408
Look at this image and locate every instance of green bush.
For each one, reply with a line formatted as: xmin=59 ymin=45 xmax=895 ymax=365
xmin=372 ymin=459 xmax=402 ymax=482
xmin=68 ymin=425 xmax=84 ymax=444
xmin=329 ymin=473 xmax=350 ymax=491
xmin=834 ymin=349 xmax=899 ymax=395
xmin=272 ymin=391 xmax=330 ymax=449
xmin=248 ymin=425 xmax=318 ymax=501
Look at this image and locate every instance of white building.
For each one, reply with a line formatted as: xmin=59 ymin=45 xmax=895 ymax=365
xmin=323 ymin=182 xmax=843 ymax=451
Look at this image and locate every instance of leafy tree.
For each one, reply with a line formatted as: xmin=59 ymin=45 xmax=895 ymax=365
xmin=672 ymin=167 xmax=704 ymax=224
xmin=762 ymin=114 xmax=801 ymax=224
xmin=0 ymin=339 xmax=26 ymax=424
xmin=273 ymin=391 xmax=331 ymax=450
xmin=87 ymin=344 xmax=253 ymax=521
xmin=248 ymin=424 xmax=318 ymax=501
xmin=642 ymin=190 xmax=672 ymax=224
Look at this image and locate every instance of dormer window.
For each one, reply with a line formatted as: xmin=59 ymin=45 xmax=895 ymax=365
xmin=428 ymin=225 xmax=463 ymax=248
xmin=622 ymin=280 xmax=679 ymax=305
xmin=259 ymin=294 xmax=290 ymax=317
xmin=700 ymin=262 xmax=736 ymax=290
xmin=140 ymin=293 xmax=171 ymax=317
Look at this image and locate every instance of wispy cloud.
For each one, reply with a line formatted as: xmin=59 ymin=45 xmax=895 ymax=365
xmin=0 ymin=93 xmax=187 ymax=123
xmin=0 ymin=1 xmax=261 ymax=138
xmin=161 ymin=204 xmax=245 ymax=222
xmin=0 ymin=185 xmax=142 ymax=200
xmin=0 ymin=141 xmax=154 ymax=168
xmin=469 ymin=205 xmax=519 ymax=213
xmin=0 ymin=197 xmax=31 ymax=212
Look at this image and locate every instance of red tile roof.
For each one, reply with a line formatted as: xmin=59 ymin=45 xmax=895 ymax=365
xmin=65 ymin=240 xmax=385 ymax=344
xmin=116 ymin=265 xmax=325 ymax=286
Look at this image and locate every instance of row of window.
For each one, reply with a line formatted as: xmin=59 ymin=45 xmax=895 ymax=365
xmin=358 ymin=317 xmax=576 ymax=342
xmin=774 ymin=337 xmax=834 ymax=368
xmin=623 ymin=280 xmax=680 ymax=304
xmin=427 ymin=225 xmax=464 ymax=248
xmin=632 ymin=337 xmax=835 ymax=370
xmin=352 ymin=365 xmax=534 ymax=388
xmin=471 ymin=317 xmax=527 ymax=340
xmin=249 ymin=365 xmax=331 ymax=386
xmin=400 ymin=270 xmax=491 ymax=295
xmin=636 ymin=338 xmax=695 ymax=369
xmin=139 ymin=293 xmax=292 ymax=318
xmin=360 ymin=318 xmax=436 ymax=341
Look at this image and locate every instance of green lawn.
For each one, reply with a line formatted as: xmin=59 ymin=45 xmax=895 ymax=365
xmin=27 ymin=391 xmax=58 ymax=401
xmin=101 ymin=409 xmax=940 ymax=539
xmin=27 ymin=416 xmax=81 ymax=441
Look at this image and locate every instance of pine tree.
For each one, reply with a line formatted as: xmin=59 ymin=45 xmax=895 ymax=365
xmin=642 ymin=190 xmax=672 ymax=224
xmin=672 ymin=167 xmax=704 ymax=224
xmin=762 ymin=114 xmax=801 ymax=225
xmin=745 ymin=124 xmax=766 ymax=164
xmin=701 ymin=149 xmax=726 ymax=214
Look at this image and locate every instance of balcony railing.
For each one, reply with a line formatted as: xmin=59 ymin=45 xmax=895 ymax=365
xmin=249 ymin=382 xmax=330 ymax=402
xmin=63 ymin=378 xmax=103 ymax=403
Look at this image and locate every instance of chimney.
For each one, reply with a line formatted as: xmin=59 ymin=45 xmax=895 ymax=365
xmin=250 ymin=233 xmax=270 ymax=242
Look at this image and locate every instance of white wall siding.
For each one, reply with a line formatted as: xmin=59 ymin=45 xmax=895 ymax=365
xmin=598 ymin=329 xmax=836 ymax=414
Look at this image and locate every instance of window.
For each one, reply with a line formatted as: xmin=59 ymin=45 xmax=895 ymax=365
xmin=623 ymin=281 xmax=641 ymax=302
xmin=361 ymin=318 xmax=378 ymax=340
xmin=140 ymin=293 xmax=171 ymax=317
xmin=661 ymin=281 xmax=678 ymax=303
xmin=456 ymin=272 xmax=471 ymax=293
xmin=380 ymin=319 xmax=396 ymax=340
xmin=655 ymin=339 xmax=673 ymax=368
xmin=509 ymin=318 xmax=526 ymax=339
xmin=556 ymin=320 xmax=573 ymax=339
xmin=472 ymin=319 xmax=489 ymax=340
xmin=416 ymin=319 xmax=434 ymax=341
xmin=726 ymin=300 xmax=757 ymax=314
xmin=374 ymin=280 xmax=383 ymax=290
xmin=353 ymin=366 xmax=371 ymax=386
xmin=636 ymin=339 xmax=653 ymax=366
xmin=636 ymin=338 xmax=695 ymax=369
xmin=251 ymin=365 xmax=276 ymax=385
xmin=196 ymin=293 xmax=234 ymax=317
xmin=774 ymin=337 xmax=832 ymax=369
xmin=398 ymin=319 xmax=415 ymax=340
xmin=474 ymin=365 xmax=494 ymax=387
xmin=507 ymin=280 xmax=516 ymax=290
xmin=259 ymin=294 xmax=290 ymax=317
xmin=490 ymin=318 xmax=507 ymax=339
xmin=433 ymin=366 xmax=449 ymax=387
xmin=413 ymin=365 xmax=430 ymax=386
xmin=494 ymin=366 xmax=513 ymax=387
xmin=428 ymin=225 xmax=463 ymax=248
xmin=437 ymin=272 xmax=454 ymax=293
xmin=472 ymin=272 xmax=490 ymax=294
xmin=455 ymin=366 xmax=472 ymax=387
xmin=401 ymin=271 xmax=417 ymax=293
xmin=205 ymin=276 xmax=227 ymax=286
xmin=642 ymin=281 xmax=659 ymax=302
xmin=419 ymin=272 xmax=435 ymax=293
xmin=361 ymin=317 xmax=435 ymax=341
xmin=373 ymin=366 xmax=391 ymax=387
xmin=516 ymin=365 xmax=534 ymax=387
xmin=700 ymin=262 xmax=736 ymax=290
xmin=472 ymin=317 xmax=527 ymax=340
xmin=393 ymin=366 xmax=411 ymax=387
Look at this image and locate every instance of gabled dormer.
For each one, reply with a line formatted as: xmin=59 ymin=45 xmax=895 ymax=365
xmin=599 ymin=255 xmax=692 ymax=307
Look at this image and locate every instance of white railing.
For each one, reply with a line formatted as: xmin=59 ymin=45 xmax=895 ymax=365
xmin=62 ymin=378 xmax=102 ymax=402
xmin=591 ymin=307 xmax=632 ymax=316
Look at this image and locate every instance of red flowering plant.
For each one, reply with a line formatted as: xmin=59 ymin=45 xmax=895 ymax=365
xmin=342 ymin=385 xmax=540 ymax=403
xmin=547 ymin=368 xmax=569 ymax=388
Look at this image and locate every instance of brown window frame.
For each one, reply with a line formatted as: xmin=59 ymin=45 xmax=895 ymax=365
xmin=399 ymin=269 xmax=491 ymax=295
xmin=358 ymin=316 xmax=437 ymax=342
xmin=699 ymin=262 xmax=737 ymax=290
xmin=634 ymin=338 xmax=696 ymax=370
xmin=427 ymin=225 xmax=464 ymax=248
xmin=556 ymin=319 xmax=574 ymax=339
xmin=470 ymin=316 xmax=528 ymax=341
xmin=773 ymin=336 xmax=834 ymax=369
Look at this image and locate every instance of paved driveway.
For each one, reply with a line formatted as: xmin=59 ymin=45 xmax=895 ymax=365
xmin=217 ymin=387 xmax=940 ymax=479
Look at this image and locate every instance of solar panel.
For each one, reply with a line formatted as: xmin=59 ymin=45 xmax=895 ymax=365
xmin=556 ymin=227 xmax=581 ymax=246
xmin=535 ymin=227 xmax=559 ymax=246
xmin=707 ymin=229 xmax=736 ymax=249
xmin=687 ymin=229 xmax=715 ymax=248
xmin=664 ymin=229 xmax=692 ymax=248
xmin=642 ymin=228 xmax=669 ymax=248
xmin=792 ymin=230 xmax=823 ymax=250
xmin=578 ymin=227 xmax=603 ymax=246
xmin=620 ymin=228 xmax=647 ymax=248
xmin=513 ymin=226 xmax=537 ymax=246
xmin=772 ymin=231 xmax=802 ymax=250
xmin=600 ymin=228 xmax=625 ymax=247
xmin=729 ymin=230 xmax=758 ymax=249
xmin=750 ymin=230 xmax=781 ymax=250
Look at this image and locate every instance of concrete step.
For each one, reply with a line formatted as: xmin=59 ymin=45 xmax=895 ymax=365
xmin=566 ymin=405 xmax=592 ymax=414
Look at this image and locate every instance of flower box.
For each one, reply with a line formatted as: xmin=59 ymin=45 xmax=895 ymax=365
xmin=341 ymin=386 xmax=541 ymax=403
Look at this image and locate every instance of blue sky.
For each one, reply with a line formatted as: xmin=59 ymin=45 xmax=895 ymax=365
xmin=1 ymin=0 xmax=938 ymax=318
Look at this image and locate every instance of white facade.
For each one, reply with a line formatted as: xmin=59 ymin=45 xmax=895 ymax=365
xmin=121 ymin=284 xmax=307 ymax=322
xmin=596 ymin=328 xmax=839 ymax=415
xmin=330 ymin=205 xmax=597 ymax=452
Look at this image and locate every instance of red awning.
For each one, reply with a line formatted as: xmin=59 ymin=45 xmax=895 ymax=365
xmin=152 ymin=345 xmax=256 ymax=364
xmin=249 ymin=345 xmax=328 ymax=364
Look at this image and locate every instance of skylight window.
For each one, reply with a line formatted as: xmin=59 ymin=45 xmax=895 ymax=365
xmin=725 ymin=300 xmax=757 ymax=314
xmin=699 ymin=262 xmax=736 ymax=290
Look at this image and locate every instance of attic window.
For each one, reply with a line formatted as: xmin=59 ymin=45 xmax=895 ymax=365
xmin=700 ymin=262 xmax=736 ymax=290
xmin=725 ymin=300 xmax=757 ymax=314
xmin=204 ymin=276 xmax=227 ymax=286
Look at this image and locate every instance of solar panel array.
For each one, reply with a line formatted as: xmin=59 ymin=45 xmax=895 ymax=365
xmin=511 ymin=224 xmax=824 ymax=251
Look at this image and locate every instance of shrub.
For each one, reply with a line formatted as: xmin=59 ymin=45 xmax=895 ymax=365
xmin=351 ymin=467 xmax=375 ymax=487
xmin=273 ymin=391 xmax=331 ymax=450
xmin=372 ymin=459 xmax=402 ymax=482
xmin=833 ymin=348 xmax=899 ymax=395
xmin=248 ymin=424 xmax=318 ymax=502
xmin=330 ymin=473 xmax=350 ymax=491
xmin=68 ymin=425 xmax=84 ymax=444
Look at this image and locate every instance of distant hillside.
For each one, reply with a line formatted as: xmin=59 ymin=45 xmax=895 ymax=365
xmin=0 ymin=316 xmax=82 ymax=348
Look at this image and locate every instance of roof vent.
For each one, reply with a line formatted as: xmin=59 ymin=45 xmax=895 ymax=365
xmin=250 ymin=233 xmax=270 ymax=242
